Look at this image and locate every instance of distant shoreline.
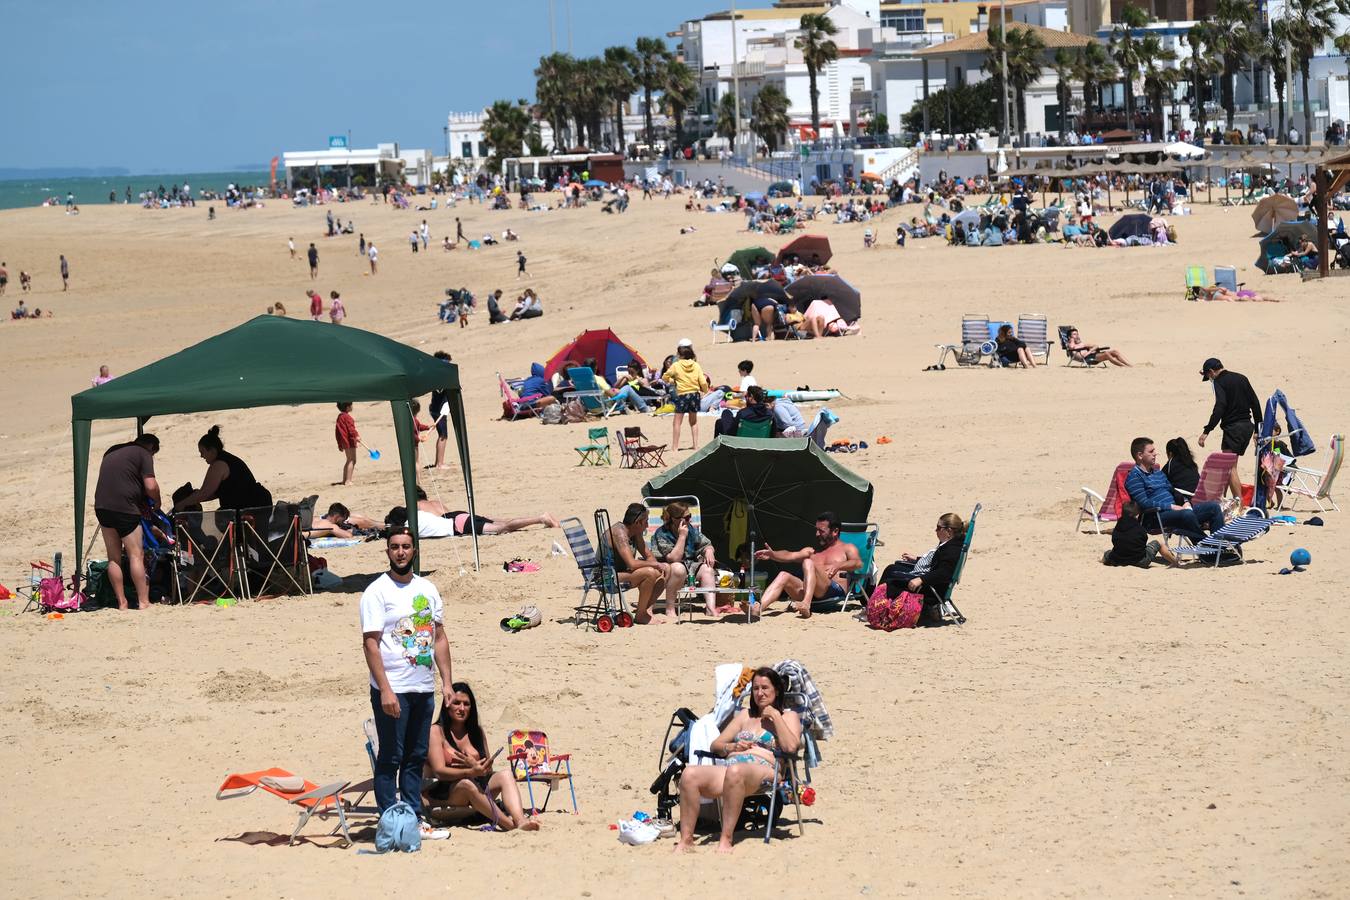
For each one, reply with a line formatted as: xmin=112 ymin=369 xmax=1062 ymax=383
xmin=0 ymin=169 xmax=271 ymax=211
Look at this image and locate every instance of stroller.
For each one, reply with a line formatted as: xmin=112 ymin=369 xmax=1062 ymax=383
xmin=649 ymin=661 xmax=830 ymax=843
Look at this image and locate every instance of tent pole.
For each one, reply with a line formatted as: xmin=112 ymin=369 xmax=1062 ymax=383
xmin=72 ymin=419 xmax=91 ymax=596
xmin=1315 ymin=167 xmax=1330 ymax=279
xmin=390 ymin=400 xmax=423 ymax=574
xmin=449 ymin=390 xmax=480 ymax=571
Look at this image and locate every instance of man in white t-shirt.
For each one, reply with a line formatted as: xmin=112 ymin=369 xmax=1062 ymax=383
xmin=360 ymin=528 xmax=452 ymax=826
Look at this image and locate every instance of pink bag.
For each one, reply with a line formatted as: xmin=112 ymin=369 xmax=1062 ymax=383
xmin=866 ymin=584 xmax=923 ymax=631
xmin=39 ymin=577 xmax=84 ymax=612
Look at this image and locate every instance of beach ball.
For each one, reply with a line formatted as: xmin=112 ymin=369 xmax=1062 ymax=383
xmin=1290 ymin=548 xmax=1312 ymax=567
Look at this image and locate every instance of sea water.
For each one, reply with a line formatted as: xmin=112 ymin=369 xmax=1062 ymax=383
xmin=0 ymin=171 xmax=270 ymax=211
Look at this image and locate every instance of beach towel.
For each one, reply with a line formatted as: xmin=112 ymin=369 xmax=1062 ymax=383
xmin=309 ymin=537 xmax=363 ymax=550
xmin=687 ymin=663 xmax=749 ymax=766
xmin=775 ymin=659 xmax=832 ymax=740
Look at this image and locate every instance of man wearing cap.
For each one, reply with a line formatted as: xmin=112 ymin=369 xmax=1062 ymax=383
xmin=1198 ymin=358 xmax=1261 ymax=499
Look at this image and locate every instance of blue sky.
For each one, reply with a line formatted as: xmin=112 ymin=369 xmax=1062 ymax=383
xmin=2 ymin=0 xmax=769 ymax=172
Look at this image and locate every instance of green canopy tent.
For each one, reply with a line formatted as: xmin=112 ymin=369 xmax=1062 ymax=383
xmin=70 ymin=316 xmax=478 ymax=580
xmin=641 ymin=437 xmax=873 ymax=560
xmin=724 ymin=246 xmax=775 ymax=278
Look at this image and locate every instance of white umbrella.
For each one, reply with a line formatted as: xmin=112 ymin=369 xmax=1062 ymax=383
xmin=1163 ymin=141 xmax=1207 ymax=160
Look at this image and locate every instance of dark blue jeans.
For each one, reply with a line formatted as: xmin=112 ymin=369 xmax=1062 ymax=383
xmin=370 ymin=688 xmax=434 ymax=816
xmin=1157 ymin=501 xmax=1224 ymax=544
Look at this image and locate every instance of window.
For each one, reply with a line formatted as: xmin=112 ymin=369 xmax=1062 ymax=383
xmin=477 ymin=141 xmax=488 ymax=158
xmin=461 ymin=141 xmax=473 ymax=158
xmin=852 ymin=77 xmax=865 ymax=92
xmin=881 ymin=11 xmax=925 ymax=33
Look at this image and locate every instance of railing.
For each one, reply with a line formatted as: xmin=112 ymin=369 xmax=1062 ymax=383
xmin=874 ymin=146 xmax=922 ymax=183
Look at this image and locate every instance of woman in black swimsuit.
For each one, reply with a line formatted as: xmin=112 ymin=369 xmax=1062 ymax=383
xmin=422 ymin=682 xmax=539 ymax=831
xmin=171 ymin=425 xmax=272 ymax=512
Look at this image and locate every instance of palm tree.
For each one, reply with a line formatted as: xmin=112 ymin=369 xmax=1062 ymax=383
xmin=602 ymin=46 xmax=638 ymax=153
xmin=632 ymin=36 xmax=672 ymax=146
xmin=1074 ymin=41 xmax=1117 ymax=122
xmin=1210 ymin=0 xmax=1258 ymax=131
xmin=985 ymin=25 xmax=1046 ymax=140
xmin=534 ymin=53 xmax=576 ymax=150
xmin=1278 ymin=0 xmax=1350 ymax=146
xmin=1264 ymin=20 xmax=1291 ymax=142
xmin=1186 ymin=22 xmax=1219 ymax=141
xmin=1109 ymin=4 xmax=1152 ymax=132
xmin=715 ymin=92 xmax=738 ymax=141
xmin=1336 ymin=33 xmax=1350 ymax=82
xmin=1050 ymin=48 xmax=1076 ymax=143
xmin=482 ymin=99 xmax=531 ymax=173
xmin=794 ymin=13 xmax=839 ymax=141
xmin=751 ymin=84 xmax=791 ymax=152
xmin=661 ymin=60 xmax=699 ymax=155
xmin=1140 ymin=35 xmax=1180 ymax=132
xmin=576 ymin=57 xmax=611 ymax=149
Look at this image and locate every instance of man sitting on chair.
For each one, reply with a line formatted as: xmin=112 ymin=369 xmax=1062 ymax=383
xmin=1124 ymin=437 xmax=1224 ymax=546
xmin=755 ymin=511 xmax=861 ymax=619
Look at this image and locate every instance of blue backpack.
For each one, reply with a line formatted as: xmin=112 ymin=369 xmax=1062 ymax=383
xmin=374 ymin=801 xmax=421 ymax=853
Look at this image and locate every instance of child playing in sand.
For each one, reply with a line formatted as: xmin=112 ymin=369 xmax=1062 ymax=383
xmin=335 ymin=402 xmax=358 ymax=485
xmin=410 ymin=399 xmax=432 ymax=466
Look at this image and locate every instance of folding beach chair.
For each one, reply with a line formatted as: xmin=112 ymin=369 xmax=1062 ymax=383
xmin=1171 ymin=510 xmax=1273 ymax=567
xmin=617 ymin=426 xmax=666 ymax=469
xmin=736 ymin=417 xmax=774 ymax=438
xmin=173 ymin=509 xmax=242 ymax=603
xmin=934 ymin=314 xmax=991 ymax=368
xmin=711 ymin=307 xmax=742 ymax=344
xmin=834 ymin=523 xmax=879 ymax=613
xmin=565 ymin=367 xmax=622 ymax=418
xmin=562 ymin=512 xmax=631 ymax=631
xmin=237 ymin=504 xmax=312 ymax=600
xmin=574 ymin=427 xmax=611 ymax=466
xmin=804 ymin=408 xmax=839 ymax=448
xmin=1017 ymin=314 xmax=1050 ymax=365
xmin=1058 ymin=324 xmax=1107 ymax=368
xmin=1213 ymin=266 xmax=1241 ymax=293
xmin=1280 ymin=433 xmax=1343 ymax=512
xmin=929 ymin=502 xmax=979 ymax=625
xmin=498 ymin=372 xmax=545 ymax=421
xmin=1184 ymin=265 xmax=1207 ymax=300
xmin=506 ymin=730 xmax=578 ymax=814
xmin=215 ymin=768 xmax=353 ymax=846
xmin=1078 ymin=462 xmax=1134 ymax=533
xmin=1175 ymin=452 xmax=1240 ymax=518
xmin=353 ymin=718 xmax=474 ymax=825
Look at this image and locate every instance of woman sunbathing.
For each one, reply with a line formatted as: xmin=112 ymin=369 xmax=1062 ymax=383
xmin=422 ymin=682 xmax=539 ymax=831
xmin=1066 ymin=328 xmax=1132 ymax=367
xmin=1196 ymin=285 xmax=1279 ymax=302
xmin=672 ymin=667 xmax=801 ymax=854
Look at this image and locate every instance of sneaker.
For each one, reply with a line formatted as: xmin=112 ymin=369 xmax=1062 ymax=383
xmin=419 ymin=820 xmax=450 ymax=841
xmin=617 ymin=819 xmax=660 ymax=845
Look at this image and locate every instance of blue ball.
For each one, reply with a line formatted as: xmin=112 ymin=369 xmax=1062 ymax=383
xmin=1290 ymin=548 xmax=1312 ymax=567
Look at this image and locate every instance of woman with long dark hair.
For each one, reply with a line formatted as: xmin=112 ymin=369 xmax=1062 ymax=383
xmin=672 ymin=667 xmax=801 ymax=854
xmin=1162 ymin=437 xmax=1200 ymax=504
xmin=422 ymin=682 xmax=539 ymax=831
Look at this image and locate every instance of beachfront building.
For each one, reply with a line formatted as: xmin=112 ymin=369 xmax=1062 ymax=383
xmin=281 ymin=143 xmax=408 ymax=192
xmin=1264 ymin=0 xmax=1350 ymax=142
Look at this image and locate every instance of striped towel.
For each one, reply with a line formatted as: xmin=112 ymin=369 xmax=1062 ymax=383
xmin=775 ymin=659 xmax=833 ymax=741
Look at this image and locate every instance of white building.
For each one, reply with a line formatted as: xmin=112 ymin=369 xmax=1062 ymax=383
xmin=281 ymin=143 xmax=406 ymax=191
xmin=1265 ymin=0 xmax=1349 ymax=139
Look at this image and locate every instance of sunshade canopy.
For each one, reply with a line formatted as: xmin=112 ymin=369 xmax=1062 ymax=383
xmin=543 ymin=327 xmax=646 ymax=381
xmin=768 ymin=181 xmax=794 ymax=195
xmin=70 ymin=315 xmax=477 ymax=576
xmin=1257 ymin=220 xmax=1318 ymax=272
xmin=776 ymin=234 xmax=832 ymax=266
xmin=1107 ymin=213 xmax=1153 ymax=240
xmin=726 ymin=279 xmax=789 ymax=307
xmin=952 ymin=208 xmax=982 ymax=227
xmin=1251 ymin=194 xmax=1299 ymax=234
xmin=784 ymin=274 xmax=862 ymax=321
xmin=726 ymin=246 xmax=775 ymax=278
xmin=583 ymin=179 xmax=606 ymax=187
xmin=642 ymin=437 xmax=873 ymax=560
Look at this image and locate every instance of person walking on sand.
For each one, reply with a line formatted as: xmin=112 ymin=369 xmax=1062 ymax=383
xmin=516 ymin=250 xmax=527 ymax=279
xmin=361 ymin=528 xmax=453 ymax=841
xmin=456 ymin=217 xmax=466 ymax=244
xmin=60 ymin=254 xmax=69 ymax=291
xmin=93 ymin=433 xmax=161 ymax=611
xmin=335 ymin=402 xmax=359 ymax=485
xmin=368 ymin=241 xmax=379 ymax=275
xmin=329 ymin=291 xmax=346 ymax=325
xmin=1198 ymin=358 xmax=1262 ymax=500
xmin=289 ymin=237 xmax=296 ymax=259
xmin=307 ymin=243 xmax=319 ymax=279
xmin=420 ymin=220 xmax=430 ymax=250
xmin=0 ymin=262 xmax=7 ymax=296
xmin=359 ymin=233 xmax=366 ymax=257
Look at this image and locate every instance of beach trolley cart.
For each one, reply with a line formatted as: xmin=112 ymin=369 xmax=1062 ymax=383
xmin=563 ymin=510 xmax=632 ymax=632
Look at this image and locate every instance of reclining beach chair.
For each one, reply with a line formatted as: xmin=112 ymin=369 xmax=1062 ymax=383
xmin=1017 ymin=314 xmax=1050 ymax=365
xmin=498 ymin=372 xmax=545 ymax=421
xmin=215 ymin=768 xmax=353 ymax=846
xmin=574 ymin=427 xmax=612 ymax=466
xmin=1176 ymin=452 xmax=1241 ymax=518
xmin=1058 ymin=325 xmax=1102 ymax=368
xmin=565 ymin=367 xmax=622 ymax=417
xmin=934 ymin=314 xmax=992 ymax=368
xmin=617 ymin=426 xmax=666 ymax=469
xmin=710 ymin=307 xmax=742 ymax=344
xmin=354 ymin=718 xmax=474 ymax=826
xmin=562 ymin=512 xmax=631 ymax=631
xmin=804 ymin=408 xmax=839 ymax=448
xmin=1184 ymin=265 xmax=1207 ymax=300
xmin=1280 ymin=433 xmax=1342 ymax=512
xmin=1213 ymin=266 xmax=1241 ymax=293
xmin=506 ymin=729 xmax=578 ymax=814
xmin=833 ymin=523 xmax=878 ymax=613
xmin=1171 ymin=509 xmax=1273 ymax=567
xmin=927 ymin=503 xmax=979 ymax=625
xmin=1077 ymin=462 xmax=1134 ymax=533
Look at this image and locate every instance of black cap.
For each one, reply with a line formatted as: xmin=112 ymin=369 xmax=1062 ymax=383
xmin=1200 ymin=357 xmax=1223 ymax=381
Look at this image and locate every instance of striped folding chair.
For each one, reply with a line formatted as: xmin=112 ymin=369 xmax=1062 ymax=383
xmin=1172 ymin=511 xmax=1272 ymax=567
xmin=1017 ymin=314 xmax=1050 ymax=365
xmin=934 ymin=314 xmax=990 ymax=368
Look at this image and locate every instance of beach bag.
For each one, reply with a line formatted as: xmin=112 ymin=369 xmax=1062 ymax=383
xmin=561 ymin=400 xmax=587 ymax=424
xmin=538 ymin=404 xmax=563 ymax=425
xmin=374 ymin=801 xmax=421 ymax=853
xmin=40 ymin=577 xmax=84 ymax=612
xmin=866 ymin=583 xmax=922 ymax=632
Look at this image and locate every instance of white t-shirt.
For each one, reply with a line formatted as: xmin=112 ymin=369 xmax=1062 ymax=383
xmin=359 ymin=573 xmax=444 ymax=693
xmin=418 ymin=513 xmax=456 ymax=539
xmin=368 ymin=245 xmax=378 ymax=261
xmin=739 ymin=374 xmax=757 ymax=391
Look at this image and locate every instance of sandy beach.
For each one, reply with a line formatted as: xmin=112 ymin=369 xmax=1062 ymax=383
xmin=1 ymin=192 xmax=1347 ymax=898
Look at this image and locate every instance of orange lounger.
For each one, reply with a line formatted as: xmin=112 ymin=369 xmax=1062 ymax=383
xmin=216 ymin=767 xmax=353 ymax=846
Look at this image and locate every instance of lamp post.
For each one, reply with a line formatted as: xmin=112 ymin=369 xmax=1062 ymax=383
xmin=731 ymin=0 xmax=744 ymax=160
xmin=1000 ymin=0 xmax=1011 ymax=146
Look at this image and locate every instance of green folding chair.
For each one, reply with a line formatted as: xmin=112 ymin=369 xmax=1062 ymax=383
xmin=574 ymin=427 xmax=611 ymax=466
xmin=736 ymin=417 xmax=774 ymax=439
xmin=1184 ymin=265 xmax=1206 ymax=301
xmin=834 ymin=523 xmax=879 ymax=613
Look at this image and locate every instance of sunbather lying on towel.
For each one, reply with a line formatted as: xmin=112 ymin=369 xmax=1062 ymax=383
xmin=385 ymin=505 xmax=558 ymax=538
xmin=304 ymin=502 xmax=383 ymax=539
xmin=422 ymin=682 xmax=540 ymax=831
xmin=1196 ymin=285 xmax=1279 ymax=302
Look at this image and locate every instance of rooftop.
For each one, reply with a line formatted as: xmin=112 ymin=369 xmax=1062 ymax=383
xmin=913 ymin=22 xmax=1094 ymax=57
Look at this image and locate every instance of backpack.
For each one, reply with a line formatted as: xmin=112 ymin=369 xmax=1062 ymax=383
xmin=374 ymin=801 xmax=421 ymax=853
xmin=561 ymin=400 xmax=588 ymax=424
xmin=866 ymin=583 xmax=922 ymax=631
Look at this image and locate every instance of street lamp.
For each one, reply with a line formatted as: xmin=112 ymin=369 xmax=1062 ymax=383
xmin=1000 ymin=0 xmax=1011 ymax=146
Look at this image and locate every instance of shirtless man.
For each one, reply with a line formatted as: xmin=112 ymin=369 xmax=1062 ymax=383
xmin=605 ymin=503 xmax=676 ymax=624
xmin=755 ymin=512 xmax=861 ymax=619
